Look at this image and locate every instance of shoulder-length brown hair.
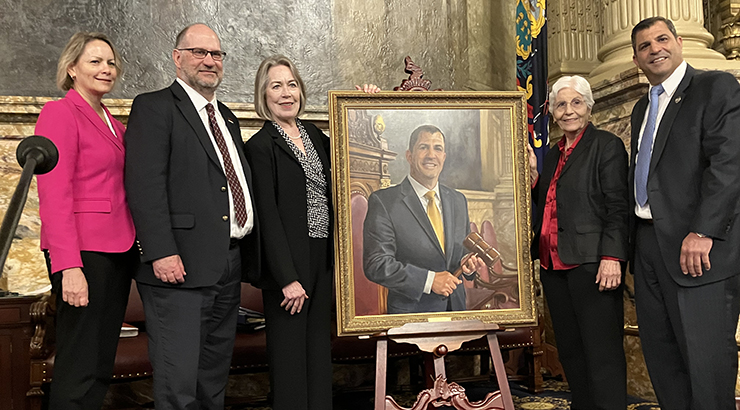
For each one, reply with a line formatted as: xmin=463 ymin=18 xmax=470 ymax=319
xmin=253 ymin=55 xmax=307 ymax=121
xmin=56 ymin=32 xmax=123 ymax=92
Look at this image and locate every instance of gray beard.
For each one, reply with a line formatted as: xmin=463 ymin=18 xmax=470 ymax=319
xmin=192 ymin=77 xmax=221 ymax=93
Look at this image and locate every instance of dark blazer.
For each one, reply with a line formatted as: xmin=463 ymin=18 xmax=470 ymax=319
xmin=628 ymin=65 xmax=740 ymax=287
xmin=243 ymin=120 xmax=332 ymax=290
xmin=532 ymin=123 xmax=629 ymax=264
xmin=124 ymin=81 xmax=260 ymax=288
xmin=363 ymin=177 xmax=472 ymax=314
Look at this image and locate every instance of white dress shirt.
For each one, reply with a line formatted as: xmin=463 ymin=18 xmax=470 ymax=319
xmin=408 ymin=175 xmax=443 ymax=294
xmin=176 ymin=78 xmax=254 ymax=238
xmin=634 ymin=61 xmax=688 ymax=219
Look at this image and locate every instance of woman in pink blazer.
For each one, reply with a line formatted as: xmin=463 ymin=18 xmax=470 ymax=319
xmin=35 ymin=32 xmax=137 ymax=410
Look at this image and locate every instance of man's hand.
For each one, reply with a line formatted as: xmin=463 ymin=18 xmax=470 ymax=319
xmin=355 ymin=84 xmax=381 ymax=93
xmin=152 ymin=255 xmax=187 ymax=284
xmin=461 ymin=253 xmax=487 ymax=276
xmin=431 ymin=271 xmax=462 ymax=297
xmin=281 ymin=281 xmax=308 ymax=315
xmin=680 ymin=232 xmax=713 ymax=277
xmin=61 ymin=268 xmax=88 ymax=307
xmin=595 ymin=259 xmax=621 ymax=291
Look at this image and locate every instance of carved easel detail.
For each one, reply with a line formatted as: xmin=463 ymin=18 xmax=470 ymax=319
xmin=393 ymin=56 xmax=438 ymax=91
xmin=384 ymin=375 xmax=505 ymax=410
xmin=374 ymin=320 xmax=515 ymax=410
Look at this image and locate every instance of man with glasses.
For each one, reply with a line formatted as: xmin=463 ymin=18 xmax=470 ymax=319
xmin=125 ymin=23 xmax=259 ymax=410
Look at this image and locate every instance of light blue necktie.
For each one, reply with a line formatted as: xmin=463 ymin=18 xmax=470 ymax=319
xmin=635 ymin=84 xmax=664 ymax=207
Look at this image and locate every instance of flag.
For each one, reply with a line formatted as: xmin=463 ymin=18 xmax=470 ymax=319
xmin=516 ymin=0 xmax=549 ymax=172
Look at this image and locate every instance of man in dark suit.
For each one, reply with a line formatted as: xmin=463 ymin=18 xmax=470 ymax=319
xmin=363 ymin=125 xmax=484 ymax=314
xmin=124 ymin=23 xmax=258 ymax=410
xmin=629 ymin=17 xmax=740 ymax=410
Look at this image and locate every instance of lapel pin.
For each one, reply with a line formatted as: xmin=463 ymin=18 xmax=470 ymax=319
xmin=227 ymin=118 xmax=234 ymax=124
xmin=674 ymin=96 xmax=682 ymax=104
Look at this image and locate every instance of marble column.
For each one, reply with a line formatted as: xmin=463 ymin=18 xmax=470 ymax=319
xmin=590 ymin=0 xmax=739 ymax=84
xmin=548 ymin=0 xmax=602 ymax=81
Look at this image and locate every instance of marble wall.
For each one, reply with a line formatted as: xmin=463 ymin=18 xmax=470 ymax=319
xmin=0 ymin=0 xmax=516 ymax=105
xmin=0 ymin=0 xmax=518 ymax=294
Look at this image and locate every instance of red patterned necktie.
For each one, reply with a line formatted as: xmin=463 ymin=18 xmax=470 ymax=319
xmin=205 ymin=103 xmax=247 ymax=227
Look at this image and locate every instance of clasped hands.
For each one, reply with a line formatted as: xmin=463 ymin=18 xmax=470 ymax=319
xmin=431 ymin=253 xmax=487 ymax=297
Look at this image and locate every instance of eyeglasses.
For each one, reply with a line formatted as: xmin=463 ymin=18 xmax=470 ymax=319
xmin=553 ymin=98 xmax=586 ymax=113
xmin=177 ymin=48 xmax=227 ymax=61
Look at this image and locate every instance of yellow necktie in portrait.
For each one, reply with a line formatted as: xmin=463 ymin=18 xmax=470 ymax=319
xmin=424 ymin=190 xmax=444 ymax=252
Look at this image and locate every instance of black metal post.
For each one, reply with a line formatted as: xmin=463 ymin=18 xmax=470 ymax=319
xmin=0 ymin=136 xmax=58 ymax=296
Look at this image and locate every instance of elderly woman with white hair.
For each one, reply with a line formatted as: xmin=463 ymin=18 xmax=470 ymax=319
xmin=527 ymin=75 xmax=629 ymax=410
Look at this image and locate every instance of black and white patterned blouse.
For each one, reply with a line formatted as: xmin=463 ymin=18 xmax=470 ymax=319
xmin=272 ymin=119 xmax=330 ymax=239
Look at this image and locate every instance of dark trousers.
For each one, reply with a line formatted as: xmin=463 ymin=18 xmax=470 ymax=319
xmin=540 ymin=263 xmax=626 ymax=410
xmin=47 ymin=248 xmax=137 ymax=410
xmin=263 ymin=238 xmax=333 ymax=410
xmin=137 ymin=245 xmax=242 ymax=410
xmin=634 ymin=221 xmax=740 ymax=410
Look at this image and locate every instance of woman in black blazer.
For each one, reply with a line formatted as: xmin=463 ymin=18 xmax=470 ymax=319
xmin=244 ymin=55 xmax=378 ymax=410
xmin=528 ymin=75 xmax=629 ymax=410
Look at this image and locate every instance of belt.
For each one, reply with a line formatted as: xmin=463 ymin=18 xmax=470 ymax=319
xmin=637 ymin=218 xmax=654 ymax=225
xmin=229 ymin=238 xmax=240 ymax=249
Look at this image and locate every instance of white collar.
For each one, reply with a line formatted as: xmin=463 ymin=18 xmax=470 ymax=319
xmin=408 ymin=175 xmax=440 ymax=200
xmin=650 ymin=60 xmax=687 ymax=100
xmin=176 ymin=78 xmax=217 ymax=111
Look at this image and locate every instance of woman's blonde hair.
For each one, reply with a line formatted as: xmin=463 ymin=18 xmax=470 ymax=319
xmin=253 ymin=55 xmax=306 ymax=121
xmin=56 ymin=32 xmax=123 ymax=91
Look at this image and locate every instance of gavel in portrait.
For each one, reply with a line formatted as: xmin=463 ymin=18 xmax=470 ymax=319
xmin=452 ymin=232 xmax=502 ymax=278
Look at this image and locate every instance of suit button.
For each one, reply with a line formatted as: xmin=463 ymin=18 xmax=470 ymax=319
xmin=221 ymin=186 xmax=227 ymax=192
xmin=222 ymin=215 xmax=229 ymax=221
xmin=558 ymin=227 xmax=564 ymax=232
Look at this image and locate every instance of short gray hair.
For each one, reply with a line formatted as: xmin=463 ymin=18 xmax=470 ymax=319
xmin=548 ymin=75 xmax=594 ymax=114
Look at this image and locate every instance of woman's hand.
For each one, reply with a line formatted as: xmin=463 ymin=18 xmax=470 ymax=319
xmin=61 ymin=267 xmax=89 ymax=307
xmin=595 ymin=259 xmax=621 ymax=291
xmin=281 ymin=280 xmax=309 ymax=315
xmin=526 ymin=143 xmax=538 ymax=186
xmin=355 ymin=84 xmax=381 ymax=94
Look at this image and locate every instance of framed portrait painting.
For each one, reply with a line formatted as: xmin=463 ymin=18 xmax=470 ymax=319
xmin=329 ymin=91 xmax=536 ymax=336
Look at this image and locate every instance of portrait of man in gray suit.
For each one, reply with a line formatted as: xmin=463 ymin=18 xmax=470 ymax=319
xmin=363 ymin=124 xmax=485 ymax=314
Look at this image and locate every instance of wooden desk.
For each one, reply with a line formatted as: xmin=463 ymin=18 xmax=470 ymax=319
xmin=0 ymin=294 xmax=40 ymax=410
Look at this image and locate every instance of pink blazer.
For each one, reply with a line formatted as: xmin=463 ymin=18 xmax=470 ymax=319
xmin=36 ymin=89 xmax=136 ymax=273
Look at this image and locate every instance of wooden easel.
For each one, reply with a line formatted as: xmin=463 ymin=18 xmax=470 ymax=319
xmin=373 ymin=320 xmax=515 ymax=410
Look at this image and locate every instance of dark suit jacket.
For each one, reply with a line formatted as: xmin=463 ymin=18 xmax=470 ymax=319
xmin=124 ymin=81 xmax=260 ymax=288
xmin=363 ymin=178 xmax=471 ymax=314
xmin=532 ymin=123 xmax=629 ymax=265
xmin=629 ymin=66 xmax=740 ymax=286
xmin=243 ymin=120 xmax=332 ymax=290
xmin=628 ymin=65 xmax=740 ymax=286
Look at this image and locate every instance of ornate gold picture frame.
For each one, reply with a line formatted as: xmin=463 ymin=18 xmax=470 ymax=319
xmin=329 ymin=91 xmax=536 ymax=335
